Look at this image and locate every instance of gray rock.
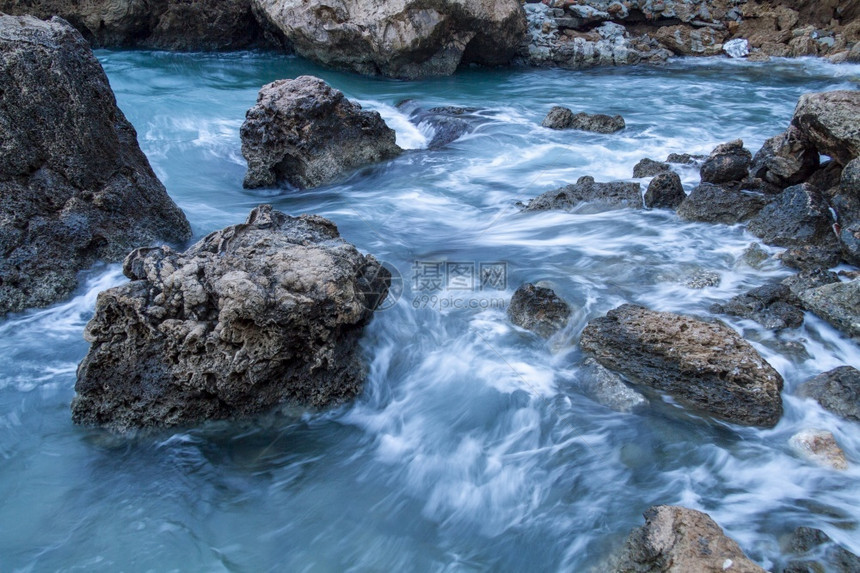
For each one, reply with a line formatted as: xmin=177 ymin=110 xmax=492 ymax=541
xmin=782 ymin=269 xmax=841 ymax=296
xmin=783 ymin=527 xmax=860 ymax=573
xmin=399 ymin=102 xmax=475 ymax=150
xmin=542 ymin=106 xmax=575 ymax=129
xmin=798 ymin=366 xmax=860 ymax=422
xmin=796 ymin=279 xmax=860 ymax=339
xmin=746 ymin=184 xmax=837 ymax=248
xmin=241 ymin=76 xmax=402 ymax=190
xmin=523 ymin=176 xmax=642 ymax=214
xmin=0 ymin=15 xmax=191 ymax=316
xmin=843 ymin=157 xmax=860 ymax=194
xmin=750 ymin=128 xmax=820 ymax=190
xmin=581 ymin=358 xmax=648 ymax=413
xmin=252 ymin=0 xmax=527 ymax=79
xmin=508 ymin=283 xmax=571 ymax=338
xmin=831 ymin=185 xmax=860 ymax=266
xmin=580 ymin=304 xmax=784 ymax=427
xmin=791 ymin=90 xmax=860 ymax=166
xmin=71 ymin=205 xmax=390 ymax=432
xmin=789 ymin=429 xmax=848 ymax=470
xmin=779 ymin=245 xmax=842 ymax=272
xmin=741 ymin=243 xmax=770 ymax=269
xmin=700 ymin=139 xmax=753 ymax=185
xmin=542 ymin=106 xmax=625 ymax=133
xmin=644 ymin=172 xmax=686 ymax=209
xmin=710 ymin=283 xmax=804 ymax=330
xmin=666 ymin=153 xmax=705 ymax=165
xmin=677 ymin=183 xmax=768 ymax=224
xmin=633 ymin=158 xmax=671 ymax=178
xmin=604 ymin=505 xmax=766 ymax=573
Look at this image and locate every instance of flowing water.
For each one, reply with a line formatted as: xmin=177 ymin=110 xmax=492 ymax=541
xmin=1 ymin=52 xmax=860 ymax=572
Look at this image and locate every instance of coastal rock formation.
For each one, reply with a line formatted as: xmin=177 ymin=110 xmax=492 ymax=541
xmin=746 ymin=184 xmax=837 ymax=248
xmin=798 ymin=366 xmax=860 ymax=422
xmin=507 ymin=283 xmax=571 ymax=338
xmin=677 ymin=184 xmax=767 ymax=224
xmin=710 ymin=283 xmax=804 ymax=330
xmin=605 ymin=505 xmax=766 ymax=573
xmin=72 ymin=205 xmax=390 ymax=432
xmin=782 ymin=527 xmax=860 ymax=573
xmin=252 ymin=0 xmax=526 ymax=79
xmin=700 ymin=140 xmax=752 ymax=186
xmin=581 ymin=304 xmax=784 ymax=427
xmin=833 ymin=159 xmax=860 ymax=265
xmin=524 ymin=176 xmax=642 ymax=213
xmin=789 ymin=429 xmax=848 ymax=470
xmin=397 ymin=101 xmax=476 ymax=150
xmin=791 ymin=91 xmax=860 ymax=166
xmin=541 ymin=106 xmax=625 ymax=133
xmin=750 ymin=129 xmax=820 ymax=190
xmin=779 ymin=245 xmax=842 ymax=271
xmin=644 ymin=172 xmax=686 ymax=209
xmin=633 ymin=158 xmax=671 ymax=179
xmin=796 ymin=279 xmax=860 ymax=339
xmin=241 ymin=76 xmax=402 ymax=190
xmin=0 ymin=15 xmax=191 ymax=316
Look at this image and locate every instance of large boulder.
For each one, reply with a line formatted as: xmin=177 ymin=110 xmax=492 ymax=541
xmin=832 ymin=159 xmax=860 ymax=265
xmin=791 ymin=90 xmax=860 ymax=166
xmin=605 ymin=505 xmax=766 ymax=573
xmin=71 ymin=205 xmax=390 ymax=432
xmin=676 ymin=184 xmax=768 ymax=224
xmin=580 ymin=304 xmax=784 ymax=427
xmin=252 ymin=0 xmax=527 ymax=79
xmin=507 ymin=283 xmax=571 ymax=338
xmin=746 ymin=184 xmax=837 ymax=248
xmin=0 ymin=15 xmax=191 ymax=316
xmin=750 ymin=128 xmax=820 ymax=190
xmin=700 ymin=140 xmax=752 ymax=185
xmin=796 ymin=279 xmax=860 ymax=339
xmin=241 ymin=76 xmax=402 ymax=190
xmin=523 ymin=176 xmax=642 ymax=214
xmin=798 ymin=366 xmax=860 ymax=422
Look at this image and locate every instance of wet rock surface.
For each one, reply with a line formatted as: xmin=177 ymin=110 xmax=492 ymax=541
xmin=241 ymin=76 xmax=402 ymax=190
xmin=644 ymin=172 xmax=686 ymax=210
xmin=71 ymin=205 xmax=390 ymax=432
xmin=796 ymin=279 xmax=860 ymax=339
xmin=541 ymin=106 xmax=625 ymax=133
xmin=750 ymin=129 xmax=820 ymax=190
xmin=508 ymin=283 xmax=571 ymax=338
xmin=798 ymin=366 xmax=860 ymax=422
xmin=782 ymin=526 xmax=860 ymax=573
xmin=633 ymin=158 xmax=671 ymax=179
xmin=677 ymin=184 xmax=768 ymax=224
xmin=779 ymin=245 xmax=842 ymax=272
xmin=0 ymin=15 xmax=191 ymax=316
xmin=790 ymin=90 xmax=860 ymax=166
xmin=746 ymin=184 xmax=837 ymax=248
xmin=580 ymin=358 xmax=649 ymax=413
xmin=700 ymin=140 xmax=752 ymax=185
xmin=580 ymin=304 xmax=784 ymax=427
xmin=524 ymin=176 xmax=642 ymax=213
xmin=710 ymin=283 xmax=804 ymax=330
xmin=789 ymin=429 xmax=848 ymax=470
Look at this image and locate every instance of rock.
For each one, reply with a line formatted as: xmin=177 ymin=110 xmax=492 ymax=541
xmin=783 ymin=527 xmax=860 ymax=573
xmin=0 ymin=15 xmax=191 ymax=316
xmin=831 ymin=169 xmax=860 ymax=265
xmin=750 ymin=129 xmax=820 ymax=190
xmin=779 ymin=245 xmax=842 ymax=271
xmin=782 ymin=268 xmax=841 ymax=296
xmin=677 ymin=184 xmax=768 ymax=224
xmin=71 ymin=205 xmax=390 ymax=432
xmin=541 ymin=106 xmax=625 ymax=133
xmin=740 ymin=243 xmax=770 ymax=269
xmin=746 ymin=184 xmax=837 ymax=248
xmin=655 ymin=24 xmax=728 ymax=56
xmin=580 ymin=304 xmax=784 ymax=427
xmin=580 ymin=358 xmax=648 ymax=413
xmin=723 ymin=38 xmax=750 ymax=58
xmin=633 ymin=158 xmax=671 ymax=178
xmin=605 ymin=505 xmax=766 ymax=573
xmin=796 ymin=279 xmax=860 ymax=338
xmin=710 ymin=283 xmax=804 ymax=330
xmin=789 ymin=429 xmax=848 ymax=470
xmin=405 ymin=103 xmax=474 ymax=150
xmin=252 ymin=0 xmax=527 ymax=79
xmin=791 ymin=90 xmax=860 ymax=166
xmin=241 ymin=76 xmax=402 ymax=190
xmin=684 ymin=269 xmax=721 ymax=289
xmin=700 ymin=140 xmax=753 ymax=185
xmin=666 ymin=153 xmax=705 ymax=166
xmin=523 ymin=176 xmax=642 ymax=214
xmin=798 ymin=366 xmax=860 ymax=422
xmin=507 ymin=283 xmax=571 ymax=338
xmin=645 ymin=172 xmax=686 ymax=209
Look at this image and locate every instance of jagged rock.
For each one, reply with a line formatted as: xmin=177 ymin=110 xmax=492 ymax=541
xmin=0 ymin=15 xmax=191 ymax=316
xmin=399 ymin=102 xmax=474 ymax=149
xmin=580 ymin=304 xmax=784 ymax=427
xmin=796 ymin=279 xmax=860 ymax=338
xmin=677 ymin=184 xmax=768 ymax=224
xmin=645 ymin=172 xmax=686 ymax=209
xmin=779 ymin=245 xmax=842 ymax=271
xmin=541 ymin=106 xmax=625 ymax=133
xmin=782 ymin=269 xmax=841 ymax=296
xmin=798 ymin=366 xmax=860 ymax=422
xmin=666 ymin=153 xmax=705 ymax=166
xmin=791 ymin=90 xmax=860 ymax=166
xmin=789 ymin=429 xmax=848 ymax=470
xmin=710 ymin=283 xmax=804 ymax=330
xmin=741 ymin=243 xmax=770 ymax=268
xmin=655 ymin=24 xmax=727 ymax=56
xmin=71 ymin=205 xmax=390 ymax=432
xmin=782 ymin=526 xmax=860 ymax=573
xmin=604 ymin=505 xmax=766 ymax=573
xmin=252 ymin=0 xmax=526 ymax=79
xmin=832 ymin=163 xmax=860 ymax=265
xmin=633 ymin=158 xmax=671 ymax=178
xmin=507 ymin=283 xmax=571 ymax=338
xmin=580 ymin=358 xmax=648 ymax=413
xmin=746 ymin=184 xmax=837 ymax=248
xmin=700 ymin=140 xmax=753 ymax=185
xmin=750 ymin=129 xmax=820 ymax=190
xmin=241 ymin=76 xmax=401 ymax=190
xmin=723 ymin=38 xmax=749 ymax=58
xmin=523 ymin=176 xmax=642 ymax=214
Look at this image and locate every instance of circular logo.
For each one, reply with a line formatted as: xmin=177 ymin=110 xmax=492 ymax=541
xmin=358 ymin=260 xmax=403 ymax=311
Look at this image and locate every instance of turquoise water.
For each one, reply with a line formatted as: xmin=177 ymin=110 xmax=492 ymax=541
xmin=1 ymin=53 xmax=859 ymax=571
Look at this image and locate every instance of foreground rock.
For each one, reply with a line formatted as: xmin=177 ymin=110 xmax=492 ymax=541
xmin=604 ymin=505 xmax=766 ymax=573
xmin=241 ymin=76 xmax=402 ymax=190
xmin=796 ymin=279 xmax=860 ymax=339
xmin=789 ymin=429 xmax=848 ymax=470
xmin=798 ymin=366 xmax=860 ymax=422
xmin=700 ymin=140 xmax=753 ymax=186
xmin=0 ymin=15 xmax=191 ymax=316
xmin=253 ymin=0 xmax=526 ymax=79
xmin=746 ymin=184 xmax=837 ymax=248
xmin=791 ymin=91 xmax=860 ymax=166
xmin=541 ymin=106 xmax=625 ymax=133
xmin=677 ymin=184 xmax=767 ymax=224
xmin=71 ymin=205 xmax=390 ymax=431
xmin=645 ymin=172 xmax=686 ymax=209
xmin=710 ymin=283 xmax=804 ymax=330
xmin=581 ymin=304 xmax=783 ymax=427
xmin=782 ymin=527 xmax=860 ymax=573
xmin=523 ymin=176 xmax=641 ymax=214
xmin=508 ymin=283 xmax=571 ymax=338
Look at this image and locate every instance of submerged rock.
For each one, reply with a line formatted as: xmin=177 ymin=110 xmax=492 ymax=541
xmin=782 ymin=268 xmax=841 ymax=296
xmin=0 ymin=15 xmax=191 ymax=316
xmin=71 ymin=205 xmax=390 ymax=432
xmin=604 ymin=505 xmax=766 ymax=573
xmin=791 ymin=90 xmax=860 ymax=166
xmin=789 ymin=429 xmax=848 ymax=470
xmin=508 ymin=283 xmax=571 ymax=338
xmin=798 ymin=366 xmax=860 ymax=422
xmin=633 ymin=158 xmax=671 ymax=178
xmin=398 ymin=101 xmax=475 ymax=150
xmin=644 ymin=172 xmax=686 ymax=209
xmin=666 ymin=153 xmax=705 ymax=166
xmin=710 ymin=283 xmax=804 ymax=330
xmin=581 ymin=304 xmax=784 ymax=427
xmin=580 ymin=358 xmax=649 ymax=413
xmin=782 ymin=526 xmax=860 ymax=573
xmin=241 ymin=76 xmax=401 ymax=190
xmin=523 ymin=176 xmax=642 ymax=214
xmin=252 ymin=0 xmax=526 ymax=79
xmin=541 ymin=106 xmax=625 ymax=133
xmin=746 ymin=184 xmax=837 ymax=248
xmin=700 ymin=139 xmax=753 ymax=185
xmin=796 ymin=279 xmax=860 ymax=339
xmin=677 ymin=184 xmax=768 ymax=224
